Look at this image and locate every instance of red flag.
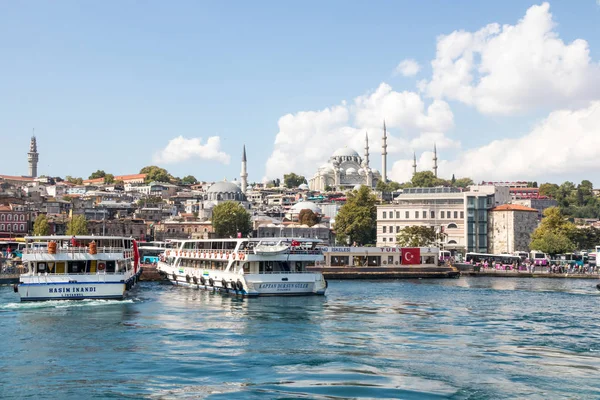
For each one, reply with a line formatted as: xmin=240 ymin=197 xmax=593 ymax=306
xmin=401 ymin=248 xmax=421 ymax=265
xmin=291 ymin=240 xmax=300 ymax=247
xmin=132 ymin=240 xmax=140 ymax=273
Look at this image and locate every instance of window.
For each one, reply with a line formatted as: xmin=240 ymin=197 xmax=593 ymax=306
xmin=415 ymin=211 xmax=419 ymax=218
xmin=447 ymin=223 xmax=458 ymax=229
xmin=383 ymin=211 xmax=387 ymax=219
xmin=0 ymin=224 xmax=4 ymax=231
xmin=396 ymin=211 xmax=400 ymax=218
xmin=389 ymin=237 xmax=395 ymax=242
xmin=0 ymin=214 xmax=4 ymax=221
xmin=441 ymin=211 xmax=445 ymax=218
xmin=396 ymin=226 xmax=400 ymax=233
xmin=7 ymin=214 xmax=12 ymax=221
xmin=389 ymin=226 xmax=393 ymax=234
xmin=430 ymin=211 xmax=435 ymax=219
xmin=383 ymin=237 xmax=386 ymax=242
xmin=405 ymin=211 xmax=409 ymax=218
xmin=383 ymin=226 xmax=387 ymax=233
xmin=454 ymin=211 xmax=458 ymax=219
xmin=460 ymin=211 xmax=464 ymax=219
xmin=13 ymin=224 xmax=18 ymax=231
xmin=20 ymin=215 xmax=25 ymax=221
xmin=20 ymin=224 xmax=25 ymax=231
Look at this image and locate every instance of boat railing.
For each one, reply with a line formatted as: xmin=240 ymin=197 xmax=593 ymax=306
xmin=169 ymin=249 xmax=323 ymax=256
xmin=251 ymin=271 xmax=320 ymax=274
xmin=25 ymin=247 xmax=128 ymax=255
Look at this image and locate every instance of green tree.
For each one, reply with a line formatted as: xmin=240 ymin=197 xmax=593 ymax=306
xmin=66 ymin=215 xmax=89 ymax=235
xmin=284 ymin=173 xmax=307 ymax=188
xmin=89 ymin=170 xmax=106 ymax=179
xmin=334 ymin=186 xmax=377 ymax=245
xmin=103 ymin=173 xmax=115 ymax=184
xmin=538 ymin=183 xmax=560 ymax=199
xmin=211 ymin=201 xmax=252 ymax=238
xmin=298 ymin=209 xmax=319 ymax=227
xmin=136 ymin=196 xmax=165 ymax=206
xmin=140 ymin=166 xmax=171 ymax=183
xmin=181 ymin=175 xmax=198 ymax=185
xmin=324 ymin=185 xmax=333 ymax=192
xmin=529 ymin=207 xmax=576 ymax=254
xmin=451 ymin=174 xmax=456 ymax=185
xmin=396 ymin=226 xmax=445 ymax=247
xmin=32 ymin=214 xmax=50 ymax=236
xmin=453 ymin=177 xmax=474 ymax=188
xmin=411 ymin=171 xmax=448 ymax=188
xmin=376 ymin=180 xmax=402 ymax=193
xmin=530 ymin=231 xmax=575 ymax=255
xmin=65 ymin=176 xmax=83 ymax=185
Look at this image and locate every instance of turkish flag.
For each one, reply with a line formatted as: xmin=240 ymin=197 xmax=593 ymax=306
xmin=401 ymin=248 xmax=421 ymax=265
xmin=291 ymin=240 xmax=300 ymax=247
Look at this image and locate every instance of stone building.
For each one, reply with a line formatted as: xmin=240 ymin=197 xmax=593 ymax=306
xmin=87 ymin=218 xmax=148 ymax=240
xmin=0 ymin=203 xmax=31 ymax=238
xmin=488 ymin=204 xmax=539 ymax=254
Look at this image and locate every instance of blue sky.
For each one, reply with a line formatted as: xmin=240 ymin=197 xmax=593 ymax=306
xmin=1 ymin=1 xmax=599 ymax=185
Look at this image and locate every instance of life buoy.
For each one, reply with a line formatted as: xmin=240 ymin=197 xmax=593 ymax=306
xmin=209 ymin=278 xmax=214 ymax=286
xmin=98 ymin=262 xmax=106 ymax=271
xmin=236 ymin=280 xmax=244 ymax=291
xmin=166 ymin=250 xmax=171 ymax=256
xmin=200 ymin=276 xmax=206 ymax=285
xmin=192 ymin=276 xmax=198 ymax=284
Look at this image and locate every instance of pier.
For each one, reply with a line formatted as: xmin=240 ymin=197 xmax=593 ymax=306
xmin=307 ymin=265 xmax=459 ymax=279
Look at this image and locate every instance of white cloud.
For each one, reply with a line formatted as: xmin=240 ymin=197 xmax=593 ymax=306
xmin=263 ymin=83 xmax=456 ymax=179
xmin=394 ymin=59 xmax=421 ymax=77
xmin=446 ymin=101 xmax=600 ymax=180
xmin=153 ymin=136 xmax=230 ymax=165
xmin=422 ymin=2 xmax=600 ymax=115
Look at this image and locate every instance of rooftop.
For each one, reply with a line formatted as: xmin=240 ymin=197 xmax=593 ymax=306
xmin=491 ymin=204 xmax=538 ymax=212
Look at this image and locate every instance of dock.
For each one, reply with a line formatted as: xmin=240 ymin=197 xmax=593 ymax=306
xmin=307 ymin=265 xmax=460 ymax=279
xmin=139 ymin=265 xmax=166 ymax=282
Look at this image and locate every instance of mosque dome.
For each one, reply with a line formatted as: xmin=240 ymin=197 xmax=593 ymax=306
xmin=206 ymin=180 xmax=246 ymax=202
xmin=332 ymin=147 xmax=360 ymax=158
xmin=358 ymin=168 xmax=366 ymax=176
xmin=290 ymin=201 xmax=322 ymax=214
xmin=353 ymin=184 xmax=363 ymax=190
xmin=207 ymin=181 xmax=242 ymax=194
xmin=298 ymin=183 xmax=309 ymax=190
xmin=345 ymin=167 xmax=357 ymax=175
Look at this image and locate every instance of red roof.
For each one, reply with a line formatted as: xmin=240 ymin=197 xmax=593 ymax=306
xmin=491 ymin=204 xmax=538 ymax=212
xmin=83 ymin=173 xmax=147 ymax=184
xmin=0 ymin=175 xmax=34 ymax=182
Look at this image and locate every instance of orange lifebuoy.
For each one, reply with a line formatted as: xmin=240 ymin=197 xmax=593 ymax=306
xmin=166 ymin=250 xmax=171 ymax=256
xmin=240 ymin=253 xmax=245 ymax=260
xmin=98 ymin=262 xmax=106 ymax=271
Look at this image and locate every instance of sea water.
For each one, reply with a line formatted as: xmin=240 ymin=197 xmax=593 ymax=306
xmin=1 ymin=278 xmax=599 ymax=399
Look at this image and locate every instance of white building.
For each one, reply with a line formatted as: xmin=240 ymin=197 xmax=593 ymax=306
xmin=376 ymin=185 xmax=510 ymax=253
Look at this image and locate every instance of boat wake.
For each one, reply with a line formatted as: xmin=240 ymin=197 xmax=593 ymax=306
xmin=1 ymin=298 xmax=135 ymax=310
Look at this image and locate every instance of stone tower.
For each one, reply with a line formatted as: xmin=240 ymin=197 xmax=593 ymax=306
xmin=28 ymin=135 xmax=39 ymax=178
xmin=412 ymin=152 xmax=417 ymax=176
xmin=240 ymin=144 xmax=248 ymax=193
xmin=381 ymin=120 xmax=388 ymax=183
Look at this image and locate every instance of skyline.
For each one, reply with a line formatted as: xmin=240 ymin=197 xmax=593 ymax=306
xmin=1 ymin=2 xmax=600 ymax=185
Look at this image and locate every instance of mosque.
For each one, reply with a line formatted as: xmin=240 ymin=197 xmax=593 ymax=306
xmin=308 ymin=122 xmax=388 ymax=192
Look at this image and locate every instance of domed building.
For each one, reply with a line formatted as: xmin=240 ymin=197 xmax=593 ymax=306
xmin=309 ymin=130 xmax=385 ymax=191
xmin=194 ymin=179 xmax=251 ymax=220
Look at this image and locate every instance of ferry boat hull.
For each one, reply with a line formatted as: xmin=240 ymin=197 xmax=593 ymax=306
xmin=158 ymin=263 xmax=327 ymax=297
xmin=18 ymin=281 xmax=128 ymax=301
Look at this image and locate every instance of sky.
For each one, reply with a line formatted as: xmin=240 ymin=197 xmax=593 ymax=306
xmin=1 ymin=1 xmax=600 ymax=186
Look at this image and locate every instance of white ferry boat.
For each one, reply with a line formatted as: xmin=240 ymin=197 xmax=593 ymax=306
xmin=15 ymin=236 xmax=142 ymax=301
xmin=157 ymin=238 xmax=327 ymax=296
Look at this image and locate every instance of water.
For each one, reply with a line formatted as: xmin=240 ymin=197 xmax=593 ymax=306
xmin=1 ymin=278 xmax=600 ymax=399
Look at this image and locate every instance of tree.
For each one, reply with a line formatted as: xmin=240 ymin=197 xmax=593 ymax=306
xmin=298 ymin=209 xmax=319 ymax=227
xmin=451 ymin=174 xmax=456 ymax=185
xmin=33 ymin=214 xmax=50 ymax=236
xmin=283 ymin=173 xmax=307 ymax=188
xmin=334 ymin=186 xmax=377 ymax=245
xmin=103 ymin=173 xmax=115 ymax=184
xmin=211 ymin=201 xmax=252 ymax=238
xmin=530 ymin=231 xmax=575 ymax=255
xmin=538 ymin=183 xmax=559 ymax=199
xmin=396 ymin=226 xmax=445 ymax=247
xmin=136 ymin=196 xmax=165 ymax=206
xmin=324 ymin=185 xmax=333 ymax=192
xmin=453 ymin=177 xmax=474 ymax=189
xmin=411 ymin=171 xmax=448 ymax=188
xmin=66 ymin=215 xmax=89 ymax=235
xmin=65 ymin=176 xmax=83 ymax=185
xmin=529 ymin=207 xmax=576 ymax=254
xmin=89 ymin=170 xmax=106 ymax=179
xmin=140 ymin=166 xmax=171 ymax=183
xmin=376 ymin=180 xmax=402 ymax=193
xmin=181 ymin=175 xmax=198 ymax=185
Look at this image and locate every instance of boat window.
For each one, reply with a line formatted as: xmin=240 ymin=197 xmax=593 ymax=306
xmin=37 ymin=262 xmax=47 ymax=273
xmin=105 ymin=261 xmax=116 ymax=273
xmin=68 ymin=261 xmax=87 ymax=273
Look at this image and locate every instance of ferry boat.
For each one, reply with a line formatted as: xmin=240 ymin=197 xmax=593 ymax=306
xmin=138 ymin=241 xmax=173 ymax=264
xmin=157 ymin=238 xmax=327 ymax=296
xmin=14 ymin=236 xmax=142 ymax=301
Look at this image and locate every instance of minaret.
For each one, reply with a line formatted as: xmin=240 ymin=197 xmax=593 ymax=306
xmin=364 ymin=132 xmax=370 ymax=166
xmin=433 ymin=143 xmax=438 ymax=177
xmin=381 ymin=120 xmax=388 ymax=183
xmin=241 ymin=145 xmax=248 ymax=193
xmin=412 ymin=152 xmax=417 ymax=176
xmin=28 ymin=134 xmax=39 ymax=178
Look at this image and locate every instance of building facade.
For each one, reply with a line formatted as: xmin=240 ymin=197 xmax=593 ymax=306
xmin=0 ymin=204 xmax=31 ymax=238
xmin=488 ymin=204 xmax=539 ymax=254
